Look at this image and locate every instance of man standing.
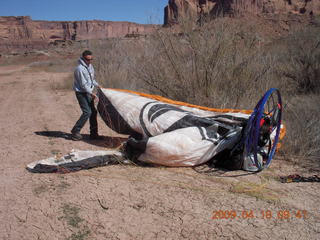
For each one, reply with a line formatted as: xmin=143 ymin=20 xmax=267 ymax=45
xmin=71 ymin=50 xmax=102 ymax=141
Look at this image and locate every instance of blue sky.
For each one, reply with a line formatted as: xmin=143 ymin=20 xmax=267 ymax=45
xmin=0 ymin=0 xmax=168 ymax=24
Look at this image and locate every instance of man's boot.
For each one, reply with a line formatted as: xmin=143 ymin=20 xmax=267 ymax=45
xmin=71 ymin=132 xmax=83 ymax=141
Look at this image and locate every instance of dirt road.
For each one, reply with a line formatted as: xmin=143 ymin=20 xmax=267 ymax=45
xmin=0 ymin=61 xmax=319 ymax=240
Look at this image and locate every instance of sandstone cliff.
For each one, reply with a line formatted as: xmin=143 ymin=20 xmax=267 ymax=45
xmin=164 ymin=0 xmax=320 ymax=25
xmin=0 ymin=16 xmax=156 ymax=51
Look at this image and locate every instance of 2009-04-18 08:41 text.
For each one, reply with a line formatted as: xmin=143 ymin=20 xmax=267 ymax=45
xmin=211 ymin=210 xmax=308 ymax=220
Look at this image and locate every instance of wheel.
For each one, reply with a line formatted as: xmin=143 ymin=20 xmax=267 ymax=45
xmin=242 ymin=88 xmax=282 ymax=171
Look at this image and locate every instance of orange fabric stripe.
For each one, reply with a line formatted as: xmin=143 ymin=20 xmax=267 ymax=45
xmin=279 ymin=124 xmax=286 ymax=141
xmin=109 ymin=88 xmax=253 ymax=114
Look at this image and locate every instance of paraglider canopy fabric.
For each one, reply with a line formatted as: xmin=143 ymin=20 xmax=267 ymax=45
xmin=97 ymin=88 xmax=255 ymax=167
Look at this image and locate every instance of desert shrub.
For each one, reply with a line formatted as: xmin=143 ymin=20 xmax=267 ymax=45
xmin=273 ymin=27 xmax=320 ymax=159
xmin=134 ymin=18 xmax=278 ymax=109
xmin=90 ymin=38 xmax=146 ymax=90
xmin=276 ymin=27 xmax=320 ymax=95
xmin=281 ymin=94 xmax=320 ymax=159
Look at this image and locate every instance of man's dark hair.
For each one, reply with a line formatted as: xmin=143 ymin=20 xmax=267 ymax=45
xmin=82 ymin=50 xmax=92 ymax=58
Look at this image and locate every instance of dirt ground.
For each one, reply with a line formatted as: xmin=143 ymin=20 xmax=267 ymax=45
xmin=0 ymin=59 xmax=319 ymax=240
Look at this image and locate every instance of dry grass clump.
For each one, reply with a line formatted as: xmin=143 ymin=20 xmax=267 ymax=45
xmin=275 ymin=27 xmax=320 ymax=95
xmin=134 ymin=18 xmax=276 ymax=109
xmin=281 ymin=94 xmax=320 ymax=159
xmin=89 ymin=38 xmax=147 ymax=90
xmin=274 ymin=27 xmax=320 ymax=159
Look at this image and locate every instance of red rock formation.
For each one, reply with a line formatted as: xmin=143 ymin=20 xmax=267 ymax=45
xmin=0 ymin=16 xmax=156 ymax=51
xmin=164 ymin=0 xmax=320 ymax=25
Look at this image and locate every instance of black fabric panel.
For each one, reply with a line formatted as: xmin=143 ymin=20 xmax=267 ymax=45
xmin=58 ymin=155 xmax=116 ymax=171
xmin=207 ymin=115 xmax=247 ymax=127
xmin=148 ymin=104 xmax=187 ymax=123
xmin=211 ymin=149 xmax=244 ymax=170
xmin=124 ymin=137 xmax=148 ymax=161
xmin=217 ymin=126 xmax=230 ymax=137
xmin=27 ymin=164 xmax=59 ymax=173
xmin=208 ymin=114 xmax=248 ymax=122
xmin=204 ymin=127 xmax=219 ymax=140
xmin=139 ymin=101 xmax=157 ymax=137
xmin=164 ymin=115 xmax=225 ymax=133
xmin=197 ymin=127 xmax=219 ymax=144
xmin=97 ymin=89 xmax=138 ymax=136
xmin=27 ymin=155 xmax=120 ymax=173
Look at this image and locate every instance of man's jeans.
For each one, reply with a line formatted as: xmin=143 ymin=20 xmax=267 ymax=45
xmin=71 ymin=92 xmax=98 ymax=134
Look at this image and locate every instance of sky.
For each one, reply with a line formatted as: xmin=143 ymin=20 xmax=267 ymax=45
xmin=0 ymin=0 xmax=168 ymax=24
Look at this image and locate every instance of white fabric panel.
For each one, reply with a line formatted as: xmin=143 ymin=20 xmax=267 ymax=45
xmin=138 ymin=127 xmax=242 ymax=167
xmin=100 ymin=89 xmax=150 ymax=135
xmin=99 ymin=88 xmax=245 ymax=167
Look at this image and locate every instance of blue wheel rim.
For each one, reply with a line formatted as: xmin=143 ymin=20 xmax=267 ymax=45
xmin=244 ymin=88 xmax=282 ymax=170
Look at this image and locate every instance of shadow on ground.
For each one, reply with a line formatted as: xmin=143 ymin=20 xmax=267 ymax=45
xmin=34 ymin=131 xmax=127 ymax=148
xmin=192 ymin=162 xmax=257 ymax=177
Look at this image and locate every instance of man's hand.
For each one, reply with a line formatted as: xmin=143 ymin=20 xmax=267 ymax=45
xmin=92 ymin=93 xmax=99 ymax=102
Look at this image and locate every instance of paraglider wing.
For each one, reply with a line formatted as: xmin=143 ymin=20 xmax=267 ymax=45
xmin=97 ymin=88 xmax=253 ymax=167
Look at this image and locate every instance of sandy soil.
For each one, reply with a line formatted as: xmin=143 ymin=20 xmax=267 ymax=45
xmin=0 ymin=60 xmax=319 ymax=240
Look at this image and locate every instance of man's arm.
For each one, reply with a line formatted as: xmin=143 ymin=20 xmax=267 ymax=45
xmin=91 ymin=66 xmax=100 ymax=88
xmin=74 ymin=68 xmax=94 ymax=94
